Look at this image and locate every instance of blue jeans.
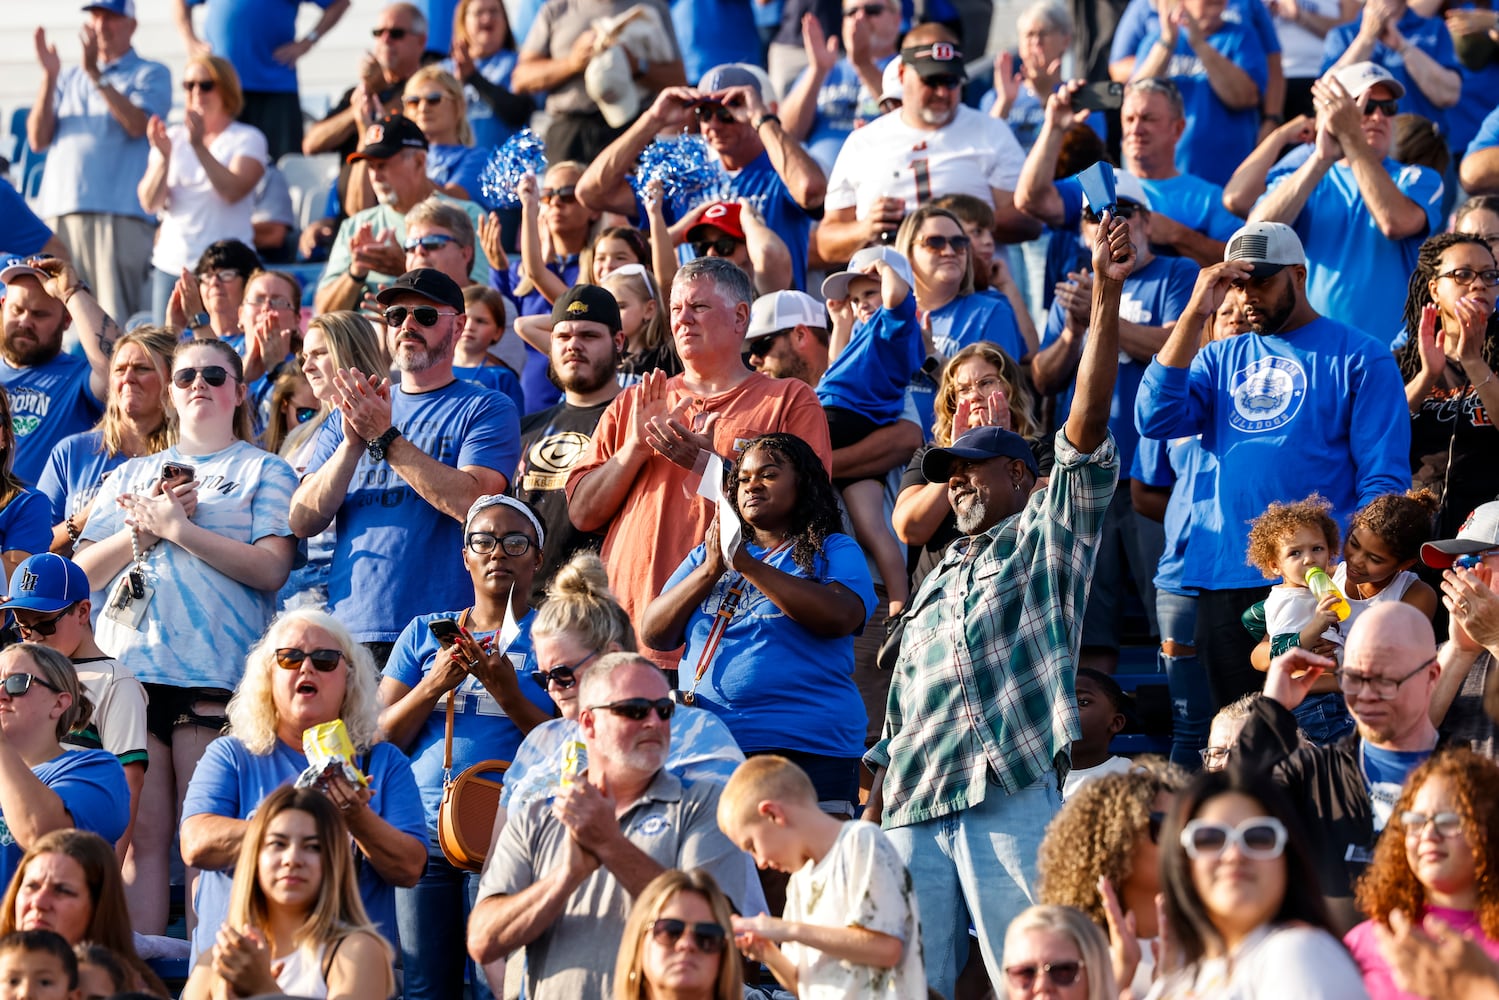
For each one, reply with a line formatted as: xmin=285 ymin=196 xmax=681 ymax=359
xmin=150 ymin=266 xmax=177 ymax=326
xmin=1293 ymin=691 xmax=1355 ymax=746
xmin=1158 ymin=590 xmax=1212 ymax=770
xmin=885 ymin=771 xmax=1062 ymax=1000
xmin=395 ymin=855 xmax=493 ymax=1000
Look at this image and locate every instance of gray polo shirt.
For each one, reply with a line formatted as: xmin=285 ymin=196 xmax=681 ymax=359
xmin=477 ymin=767 xmax=752 ymax=998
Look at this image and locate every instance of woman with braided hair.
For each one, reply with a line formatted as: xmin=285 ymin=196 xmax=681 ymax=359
xmin=1396 ymin=232 xmax=1499 ymax=537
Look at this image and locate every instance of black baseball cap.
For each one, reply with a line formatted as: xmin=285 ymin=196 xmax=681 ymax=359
xmin=922 ymin=426 xmax=1039 ymax=482
xmin=901 ymin=41 xmax=967 ymax=81
xmin=347 ymin=114 xmax=429 ymax=163
xmin=551 ymin=284 xmax=622 ymax=332
xmin=375 ymin=268 xmax=465 ymax=311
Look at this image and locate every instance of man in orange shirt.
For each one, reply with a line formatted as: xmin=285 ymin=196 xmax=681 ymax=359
xmin=566 ymin=257 xmax=832 ymax=672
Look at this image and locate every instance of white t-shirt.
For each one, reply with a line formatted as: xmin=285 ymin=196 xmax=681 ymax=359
xmin=149 ymin=120 xmax=268 ymax=273
xmin=1274 ymin=0 xmax=1347 ymax=78
xmin=1063 ymin=754 xmax=1134 ymax=798
xmin=1146 ymin=924 xmax=1369 ymax=999
xmin=783 ymin=820 xmax=925 ymax=999
xmin=61 ymin=655 xmax=147 ymax=768
xmin=824 ymin=105 xmax=1025 ymax=218
xmin=1265 ymin=585 xmax=1344 ymax=656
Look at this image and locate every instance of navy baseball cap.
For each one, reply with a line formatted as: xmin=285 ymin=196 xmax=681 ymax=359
xmin=7 ymin=553 xmax=90 ymax=613
xmin=922 ymin=426 xmax=1039 ymax=482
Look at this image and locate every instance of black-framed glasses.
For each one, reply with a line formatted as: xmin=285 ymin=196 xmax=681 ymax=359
xmin=844 ymin=2 xmax=889 ymax=15
xmin=403 ymin=234 xmax=459 ymax=253
xmin=198 ymin=268 xmax=242 ymax=285
xmin=1 ymin=673 xmax=61 ymax=697
xmin=1401 ymin=810 xmax=1465 ymax=839
xmin=384 ymin=305 xmax=456 ymax=328
xmin=693 ymin=237 xmax=741 ymax=257
xmin=294 ymin=406 xmax=319 ymax=424
xmin=1147 ymin=810 xmax=1167 ymax=844
xmin=172 ymin=365 xmax=232 ymax=388
xmin=588 ymin=697 xmax=675 ymax=721
xmin=1333 ymin=657 xmax=1435 ymax=700
xmin=692 ymin=102 xmax=736 ymax=124
xmin=649 ymin=918 xmax=727 ymax=953
xmin=1180 ymin=816 xmax=1287 ymax=860
xmin=529 ymin=651 xmax=600 ymax=690
xmin=1083 ymin=202 xmax=1142 ymax=223
xmin=1363 ymin=98 xmax=1399 ymax=117
xmin=540 ymin=185 xmax=578 ymax=204
xmin=746 ymin=330 xmax=790 ymax=357
xmin=274 ymin=648 xmax=344 ymax=672
xmin=245 ymin=294 xmax=294 ymax=310
xmin=13 ymin=607 xmax=74 ymax=638
xmin=372 ymin=26 xmax=409 ymax=39
xmin=1004 ymin=960 xmax=1084 ymax=990
xmin=1436 ymin=267 xmax=1499 ymax=288
xmin=465 ymin=531 xmax=536 ymax=557
xmin=1199 ymin=745 xmax=1231 ymax=769
xmin=921 ymin=74 xmax=963 ymax=91
xmin=183 ymin=79 xmax=216 ymax=93
xmin=918 ymin=234 xmax=972 ymax=254
xmin=402 ymin=92 xmax=446 ymax=108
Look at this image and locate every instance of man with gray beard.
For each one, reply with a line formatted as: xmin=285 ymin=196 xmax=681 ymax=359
xmin=290 ymin=267 xmax=519 ymax=667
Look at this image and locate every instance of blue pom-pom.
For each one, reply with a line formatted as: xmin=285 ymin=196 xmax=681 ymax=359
xmin=481 ymin=129 xmax=549 ymax=208
xmin=629 ymin=135 xmax=728 ymax=218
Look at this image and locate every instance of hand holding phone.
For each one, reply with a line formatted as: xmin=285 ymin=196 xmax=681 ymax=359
xmin=428 ymin=618 xmax=463 ymax=649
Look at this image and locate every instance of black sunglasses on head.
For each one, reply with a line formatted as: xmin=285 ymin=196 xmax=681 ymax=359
xmin=588 ymin=697 xmax=675 ymax=721
xmin=2 ymin=673 xmax=61 ymax=697
xmin=384 ymin=305 xmax=455 ymax=328
xmin=172 ymin=365 xmax=232 ymax=388
xmin=274 ymin=648 xmax=344 ymax=671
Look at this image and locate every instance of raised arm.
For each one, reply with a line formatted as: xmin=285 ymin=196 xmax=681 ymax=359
xmin=1318 ymin=78 xmax=1430 ymax=238
xmin=718 ymin=84 xmax=827 ymax=211
xmin=576 ymin=87 xmax=701 ymax=217
xmin=1014 ymin=83 xmax=1090 ymax=227
xmin=1065 ymin=215 xmax=1132 ymax=452
xmin=1224 ymin=115 xmax=1314 ymax=217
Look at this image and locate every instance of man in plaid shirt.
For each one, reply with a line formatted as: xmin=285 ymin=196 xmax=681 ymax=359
xmin=863 ymin=213 xmax=1132 ymax=998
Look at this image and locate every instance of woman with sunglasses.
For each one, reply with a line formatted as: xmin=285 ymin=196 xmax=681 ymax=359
xmin=37 ymin=327 xmax=178 ymax=560
xmin=181 ymin=785 xmax=396 ymax=1000
xmin=894 ymin=204 xmax=1031 ymax=363
xmin=73 ymin=338 xmax=298 ymax=935
xmin=1345 ymin=749 xmax=1499 ymax=998
xmin=377 ymin=494 xmax=555 ymax=1000
xmin=1001 ymin=904 xmax=1118 ymax=1000
xmin=1397 ymin=232 xmax=1499 ymax=538
xmin=139 ymin=55 xmax=267 ymax=324
xmin=401 ymin=66 xmax=491 ymax=205
xmin=263 ymin=366 xmax=318 ymax=458
xmin=179 ymin=609 xmax=426 ymax=970
xmin=1150 ymin=768 xmax=1366 ymax=998
xmin=0 ymin=644 xmax=127 ymax=894
xmin=614 ymin=869 xmax=744 ymax=1000
xmin=1036 ymin=766 xmax=1185 ymax=994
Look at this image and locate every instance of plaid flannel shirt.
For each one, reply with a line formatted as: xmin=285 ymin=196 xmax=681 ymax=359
xmin=865 ymin=429 xmax=1119 ymax=829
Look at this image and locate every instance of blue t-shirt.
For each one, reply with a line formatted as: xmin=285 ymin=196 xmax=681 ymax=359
xmin=1139 ymin=174 xmax=1245 ymax=244
xmin=1135 ymin=317 xmax=1412 ymax=590
xmin=795 ymin=55 xmax=898 ymax=171
xmin=980 ymin=79 xmax=1107 ymax=153
xmin=0 ymin=185 xmax=53 ymax=261
xmin=928 ymin=290 xmax=1028 ymax=362
xmin=0 ymin=750 xmax=128 ymax=890
xmin=1467 ymin=103 xmax=1499 ymax=159
xmin=0 ymin=355 xmax=103 ymax=488
xmin=427 ymin=144 xmax=493 ymax=207
xmin=0 ymin=490 xmax=53 ymax=558
xmin=1110 ymin=0 xmax=1281 ymax=64
xmin=1322 ymin=9 xmax=1460 ymax=136
xmin=817 ymin=296 xmax=923 ymax=423
xmin=306 ymin=378 xmax=522 ymax=642
xmin=493 ymin=258 xmax=577 ymax=413
xmin=1043 ymin=254 xmax=1199 ymax=474
xmin=727 ymin=151 xmax=814 ymax=293
xmin=1135 ymin=24 xmax=1267 ymax=186
xmin=36 ymin=431 xmax=132 ymax=525
xmin=182 ymin=736 xmax=426 ymax=962
xmin=455 ymin=363 xmax=526 ymax=415
xmin=192 ymin=0 xmax=339 ymax=93
xmin=439 ymin=50 xmax=523 ymax=149
xmin=1132 ymin=433 xmax=1210 ymax=596
xmin=1450 ymin=60 xmax=1499 ymax=156
xmin=1260 ymin=146 xmax=1442 ymax=338
xmin=662 ymin=534 xmax=875 ymax=757
xmin=670 ymin=0 xmax=761 ymax=83
xmin=383 ymin=610 xmax=552 ymax=847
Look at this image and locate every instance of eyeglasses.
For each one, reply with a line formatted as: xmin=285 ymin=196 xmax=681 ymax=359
xmin=198 ymin=269 xmax=242 ymax=285
xmin=918 ymin=234 xmax=972 ymax=254
xmin=1456 ymin=547 xmax=1499 ymax=569
xmin=692 ymin=102 xmax=736 ymax=124
xmin=183 ymin=79 xmax=216 ymax=93
xmin=1401 ymin=810 xmax=1465 ymax=839
xmin=465 ymin=531 xmax=536 ymax=556
xmin=693 ymin=237 xmax=742 ymax=257
xmin=402 ymin=92 xmax=446 ymax=108
xmin=540 ymin=185 xmax=578 ymax=205
xmin=844 ymin=2 xmax=889 ymax=15
xmin=746 ymin=331 xmax=790 ymax=357
xmin=1363 ymin=98 xmax=1399 ymax=117
xmin=1083 ymin=202 xmax=1143 ymax=223
xmin=1179 ymin=816 xmax=1287 ymax=860
xmin=1003 ymin=960 xmax=1085 ymax=990
xmin=294 ymin=406 xmax=319 ymax=424
xmin=1147 ymin=810 xmax=1167 ymax=844
xmin=921 ymin=74 xmax=963 ymax=91
xmin=1332 ymin=658 xmax=1435 ymax=700
xmin=245 ymin=294 xmax=294 ymax=310
xmin=1436 ymin=267 xmax=1499 ymax=288
xmin=372 ymin=26 xmax=409 ymax=39
xmin=171 ymin=365 xmax=232 ymax=388
xmin=403 ymin=234 xmax=459 ymax=253
xmin=1199 ymin=745 xmax=1231 ymax=768
xmin=953 ymin=375 xmax=1004 ymax=395
xmin=384 ymin=305 xmax=457 ymax=328
xmin=588 ymin=697 xmax=675 ymax=721
xmin=1 ymin=673 xmax=62 ymax=697
xmin=273 ymin=648 xmax=344 ymax=672
xmin=648 ymin=918 xmax=727 ymax=953
xmin=529 ymin=651 xmax=600 ymax=690
xmin=13 ymin=607 xmax=74 ymax=638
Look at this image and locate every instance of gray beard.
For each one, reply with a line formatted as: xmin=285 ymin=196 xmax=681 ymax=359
xmin=954 ymin=497 xmax=989 ymax=534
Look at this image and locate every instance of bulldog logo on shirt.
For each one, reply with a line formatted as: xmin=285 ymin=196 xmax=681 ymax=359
xmin=1228 ymin=356 xmax=1306 ymax=432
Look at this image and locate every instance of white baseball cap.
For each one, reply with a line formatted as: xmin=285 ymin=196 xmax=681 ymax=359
xmin=747 ymin=291 xmax=828 ymax=340
xmin=821 ymin=245 xmax=916 ymax=301
xmin=880 ymin=58 xmax=903 ymax=104
xmin=585 ymin=47 xmax=640 ymax=127
xmin=1331 ymin=61 xmax=1405 ymax=101
xmin=1225 ymin=221 xmax=1307 ymax=278
xmin=1422 ymin=501 xmax=1499 ymax=568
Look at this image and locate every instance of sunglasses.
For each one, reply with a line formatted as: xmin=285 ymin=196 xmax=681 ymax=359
xmin=1437 ymin=267 xmax=1499 ymax=287
xmin=529 ymin=651 xmax=600 ymax=690
xmin=294 ymin=406 xmax=319 ymax=424
xmin=372 ymin=26 xmax=409 ymax=39
xmin=1456 ymin=547 xmax=1499 ymax=569
xmin=13 ymin=607 xmax=74 ymax=638
xmin=918 ymin=234 xmax=972 ymax=253
xmin=273 ymin=647 xmax=344 ymax=672
xmin=692 ymin=102 xmax=736 ymax=124
xmin=1 ymin=673 xmax=62 ymax=698
xmin=465 ymin=531 xmax=536 ymax=556
xmin=171 ymin=365 xmax=232 ymax=389
xmin=921 ymin=74 xmax=963 ymax=91
xmin=588 ymin=697 xmax=675 ymax=721
xmin=183 ymin=79 xmax=216 ymax=93
xmin=608 ymin=262 xmax=656 ymax=295
xmin=403 ymin=234 xmax=459 ymax=252
xmin=1147 ymin=810 xmax=1166 ymax=845
xmin=1363 ymin=98 xmax=1399 ymax=117
xmin=1402 ymin=810 xmax=1465 ymax=839
xmin=384 ymin=305 xmax=456 ymax=328
xmin=245 ymin=294 xmax=294 ymax=310
xmin=844 ymin=2 xmax=889 ymax=15
xmin=746 ymin=331 xmax=790 ymax=357
xmin=1004 ymin=960 xmax=1084 ymax=990
xmin=1083 ymin=202 xmax=1142 ymax=223
xmin=1179 ymin=816 xmax=1287 ymax=860
xmin=403 ymin=92 xmax=446 ymax=108
xmin=540 ymin=185 xmax=578 ymax=205
xmin=649 ymin=918 xmax=727 ymax=952
xmin=693 ymin=237 xmax=742 ymax=258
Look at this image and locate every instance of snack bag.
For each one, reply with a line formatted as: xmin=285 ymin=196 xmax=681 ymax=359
xmin=294 ymin=719 xmax=370 ymax=789
xmin=560 ymin=740 xmax=588 ymax=788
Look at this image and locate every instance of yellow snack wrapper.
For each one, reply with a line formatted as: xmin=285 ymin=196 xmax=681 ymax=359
xmin=295 ymin=720 xmax=370 ymax=789
xmin=560 ymin=740 xmax=587 ymax=788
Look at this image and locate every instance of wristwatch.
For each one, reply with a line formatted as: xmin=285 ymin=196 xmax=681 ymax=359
xmin=366 ymin=426 xmax=402 ymax=462
xmin=189 ymin=311 xmax=211 ymax=330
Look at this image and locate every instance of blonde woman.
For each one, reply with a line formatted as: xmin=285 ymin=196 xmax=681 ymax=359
xmin=403 ymin=66 xmax=490 ymax=203
xmin=1002 ymin=905 xmax=1119 ymax=1000
xmin=614 ymin=870 xmax=744 ymax=1000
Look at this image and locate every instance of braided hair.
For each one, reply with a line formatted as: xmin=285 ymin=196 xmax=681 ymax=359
xmin=1397 ymin=232 xmax=1499 ymax=381
xmin=727 ymin=434 xmax=843 ymax=575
